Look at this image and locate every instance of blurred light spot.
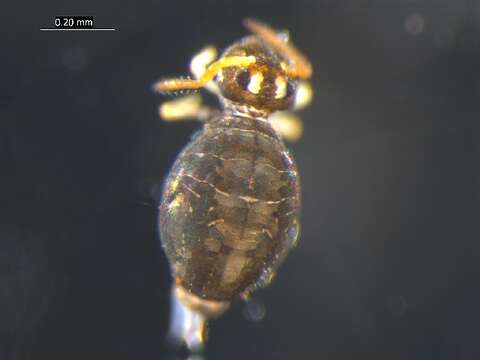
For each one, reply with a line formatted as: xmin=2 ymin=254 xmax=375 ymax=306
xmin=433 ymin=27 xmax=458 ymax=49
xmin=405 ymin=13 xmax=425 ymax=36
xmin=188 ymin=355 xmax=204 ymax=360
xmin=277 ymin=29 xmax=290 ymax=42
xmin=62 ymin=46 xmax=87 ymax=72
xmin=388 ymin=295 xmax=407 ymax=317
xmin=243 ymin=298 xmax=266 ymax=322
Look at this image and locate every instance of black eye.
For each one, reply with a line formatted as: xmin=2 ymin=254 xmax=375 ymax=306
xmin=236 ymin=69 xmax=251 ymax=90
xmin=286 ymin=80 xmax=296 ymax=97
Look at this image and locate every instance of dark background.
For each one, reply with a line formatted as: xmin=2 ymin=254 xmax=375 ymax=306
xmin=2 ymin=0 xmax=479 ymax=359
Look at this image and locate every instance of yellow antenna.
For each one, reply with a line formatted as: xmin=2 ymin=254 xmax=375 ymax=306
xmin=153 ymin=55 xmax=256 ymax=93
xmin=244 ymin=18 xmax=312 ymax=79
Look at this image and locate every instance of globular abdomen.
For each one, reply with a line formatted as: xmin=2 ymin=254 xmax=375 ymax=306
xmin=159 ymin=114 xmax=300 ymax=302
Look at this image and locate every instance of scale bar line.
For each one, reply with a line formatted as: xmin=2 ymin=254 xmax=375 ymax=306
xmin=40 ymin=28 xmax=116 ymax=31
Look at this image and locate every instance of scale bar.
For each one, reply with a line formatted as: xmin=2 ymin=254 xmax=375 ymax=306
xmin=40 ymin=28 xmax=116 ymax=31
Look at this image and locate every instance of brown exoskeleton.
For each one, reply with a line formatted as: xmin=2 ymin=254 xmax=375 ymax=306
xmin=154 ymin=18 xmax=313 ymax=350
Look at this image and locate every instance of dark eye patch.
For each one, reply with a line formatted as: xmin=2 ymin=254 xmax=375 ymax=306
xmin=236 ymin=69 xmax=251 ymax=90
xmin=286 ymin=80 xmax=296 ymax=97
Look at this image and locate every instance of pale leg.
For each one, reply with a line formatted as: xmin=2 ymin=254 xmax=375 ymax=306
xmin=159 ymin=94 xmax=213 ymax=122
xmin=269 ymin=111 xmax=304 ymax=142
xmin=190 ymin=45 xmax=221 ymax=95
xmin=293 ymin=80 xmax=313 ymax=110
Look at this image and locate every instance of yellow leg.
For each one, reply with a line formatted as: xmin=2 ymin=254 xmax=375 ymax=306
xmin=269 ymin=111 xmax=304 ymax=142
xmin=159 ymin=94 xmax=212 ymax=122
